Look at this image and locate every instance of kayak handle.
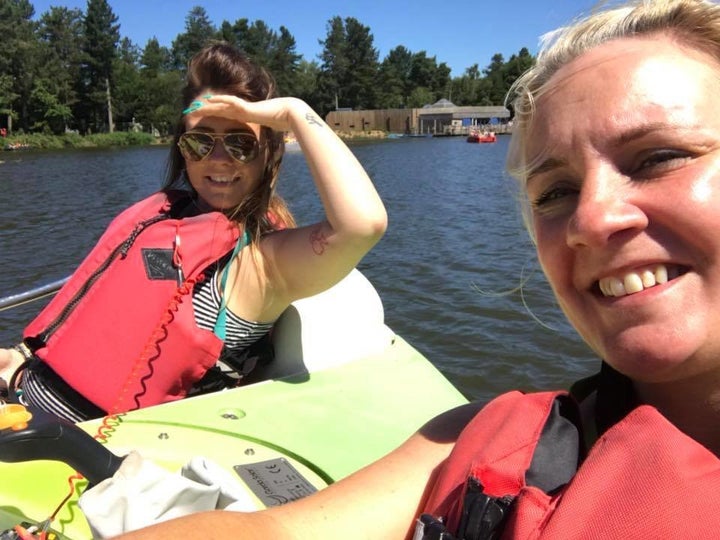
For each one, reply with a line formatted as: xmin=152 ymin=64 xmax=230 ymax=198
xmin=0 ymin=403 xmax=124 ymax=485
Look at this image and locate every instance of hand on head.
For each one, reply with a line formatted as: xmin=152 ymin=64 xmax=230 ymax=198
xmin=183 ymin=94 xmax=305 ymax=134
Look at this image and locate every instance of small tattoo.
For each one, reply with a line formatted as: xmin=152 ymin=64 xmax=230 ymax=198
xmin=310 ymin=227 xmax=329 ymax=255
xmin=305 ymin=112 xmax=323 ymax=127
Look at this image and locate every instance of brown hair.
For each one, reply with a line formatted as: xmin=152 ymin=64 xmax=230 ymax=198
xmin=164 ymin=41 xmax=296 ymax=240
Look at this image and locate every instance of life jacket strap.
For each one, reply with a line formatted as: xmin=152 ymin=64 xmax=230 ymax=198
xmin=213 ymin=229 xmax=251 ymax=340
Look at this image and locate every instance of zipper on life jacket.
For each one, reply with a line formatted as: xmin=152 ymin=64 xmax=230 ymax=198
xmin=33 ymin=213 xmax=171 ymax=346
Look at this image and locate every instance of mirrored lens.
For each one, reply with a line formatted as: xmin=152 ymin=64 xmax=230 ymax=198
xmin=178 ymin=132 xmax=260 ymax=163
xmin=178 ymin=132 xmax=215 ymax=161
xmin=223 ymin=133 xmax=259 ymax=163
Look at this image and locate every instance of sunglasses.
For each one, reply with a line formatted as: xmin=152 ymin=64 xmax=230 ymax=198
xmin=178 ymin=131 xmax=263 ymax=164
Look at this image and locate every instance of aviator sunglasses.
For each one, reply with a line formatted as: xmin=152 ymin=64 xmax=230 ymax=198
xmin=178 ymin=131 xmax=263 ymax=164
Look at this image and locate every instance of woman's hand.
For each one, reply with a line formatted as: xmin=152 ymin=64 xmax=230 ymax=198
xmin=0 ymin=347 xmax=24 ymax=382
xmin=186 ymin=93 xmax=387 ymax=321
xmin=184 ymin=95 xmax=307 ymax=133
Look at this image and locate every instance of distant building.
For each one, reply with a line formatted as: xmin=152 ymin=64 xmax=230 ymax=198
xmin=325 ymin=99 xmax=511 ymax=135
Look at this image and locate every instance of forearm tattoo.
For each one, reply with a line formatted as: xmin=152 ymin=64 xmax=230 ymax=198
xmin=305 ymin=112 xmax=323 ymax=128
xmin=310 ymin=226 xmax=329 ymax=255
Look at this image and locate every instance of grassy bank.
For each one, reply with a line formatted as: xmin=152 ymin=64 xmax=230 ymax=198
xmin=334 ymin=130 xmax=387 ymax=140
xmin=2 ymin=131 xmax=161 ymax=150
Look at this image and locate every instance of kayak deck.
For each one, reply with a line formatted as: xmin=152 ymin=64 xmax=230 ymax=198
xmin=0 ymin=334 xmax=466 ymax=539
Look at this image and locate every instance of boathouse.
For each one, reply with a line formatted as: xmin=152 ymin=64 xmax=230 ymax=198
xmin=325 ymin=99 xmax=511 ymax=136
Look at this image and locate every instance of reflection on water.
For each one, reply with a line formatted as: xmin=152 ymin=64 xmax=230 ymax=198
xmin=0 ymin=138 xmax=597 ymax=402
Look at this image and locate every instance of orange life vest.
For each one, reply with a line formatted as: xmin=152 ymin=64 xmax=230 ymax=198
xmin=23 ymin=191 xmax=240 ymax=413
xmin=417 ymin=387 xmax=720 ymax=539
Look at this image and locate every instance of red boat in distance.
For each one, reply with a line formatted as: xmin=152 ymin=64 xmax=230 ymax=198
xmin=466 ymin=130 xmax=497 ymax=143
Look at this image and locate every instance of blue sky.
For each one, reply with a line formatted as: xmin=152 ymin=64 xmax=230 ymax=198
xmin=31 ymin=0 xmax=601 ymax=77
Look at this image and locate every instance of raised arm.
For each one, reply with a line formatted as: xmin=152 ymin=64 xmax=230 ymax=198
xmin=186 ymin=95 xmax=388 ymax=304
xmin=113 ymin=401 xmax=483 ymax=540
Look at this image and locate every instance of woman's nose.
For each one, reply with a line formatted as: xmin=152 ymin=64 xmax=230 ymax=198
xmin=208 ymin=138 xmax=231 ymax=161
xmin=567 ymin=166 xmax=648 ymax=248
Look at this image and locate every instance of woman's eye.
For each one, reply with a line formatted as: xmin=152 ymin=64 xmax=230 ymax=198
xmin=633 ymin=149 xmax=691 ymax=175
xmin=532 ymin=185 xmax=577 ymax=210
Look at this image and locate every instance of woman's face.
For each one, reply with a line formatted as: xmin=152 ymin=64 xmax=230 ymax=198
xmin=182 ymin=92 xmax=266 ymax=211
xmin=526 ymin=36 xmax=720 ymax=385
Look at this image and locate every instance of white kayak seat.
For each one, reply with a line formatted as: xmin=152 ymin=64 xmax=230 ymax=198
xmin=258 ymin=268 xmax=394 ymax=380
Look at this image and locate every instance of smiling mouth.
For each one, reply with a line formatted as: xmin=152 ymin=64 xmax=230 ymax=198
xmin=207 ymin=175 xmax=240 ymax=185
xmin=597 ymin=264 xmax=688 ymax=297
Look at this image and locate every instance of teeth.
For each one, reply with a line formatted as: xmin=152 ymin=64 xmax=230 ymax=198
xmin=598 ymin=264 xmax=676 ymax=297
xmin=623 ymin=273 xmax=643 ymax=294
xmin=609 ymin=277 xmax=625 ymax=296
xmin=640 ymin=269 xmax=655 ymax=287
xmin=209 ymin=176 xmax=235 ymax=184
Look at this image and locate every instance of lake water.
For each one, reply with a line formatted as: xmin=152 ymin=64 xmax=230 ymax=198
xmin=0 ymin=136 xmax=598 ymax=402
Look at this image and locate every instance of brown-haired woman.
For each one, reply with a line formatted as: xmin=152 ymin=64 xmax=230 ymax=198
xmin=0 ymin=42 xmax=386 ymax=423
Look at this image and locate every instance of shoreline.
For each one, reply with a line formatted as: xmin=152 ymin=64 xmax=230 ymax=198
xmin=0 ymin=128 xmax=495 ymax=153
xmin=1 ymin=131 xmax=390 ymax=152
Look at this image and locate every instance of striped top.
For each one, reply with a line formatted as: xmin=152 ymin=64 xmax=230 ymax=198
xmin=192 ymin=262 xmax=274 ymax=380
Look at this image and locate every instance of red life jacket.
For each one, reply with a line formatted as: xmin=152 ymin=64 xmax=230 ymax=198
xmin=23 ymin=191 xmax=240 ymax=413
xmin=417 ymin=389 xmax=720 ymax=539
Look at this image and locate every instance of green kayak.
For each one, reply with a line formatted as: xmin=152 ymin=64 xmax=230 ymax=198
xmin=0 ymin=270 xmax=467 ymax=539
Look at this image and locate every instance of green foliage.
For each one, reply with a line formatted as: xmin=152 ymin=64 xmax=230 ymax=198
xmin=406 ymin=87 xmax=435 ymax=109
xmin=36 ymin=6 xmax=84 ymax=131
xmin=293 ymin=60 xmax=321 ymax=111
xmin=0 ymin=74 xmax=19 ymax=115
xmin=84 ymin=131 xmax=155 ymax=146
xmin=1 ymin=0 xmax=40 ymax=131
xmin=2 ymin=131 xmax=156 ymax=149
xmin=141 ymin=38 xmax=173 ymax=75
xmin=376 ymin=46 xmax=413 ymax=109
xmin=29 ymin=80 xmax=73 ymax=134
xmin=81 ymin=0 xmax=120 ymax=133
xmin=8 ymin=2 xmax=536 ymax=140
xmin=218 ymin=18 xmax=302 ymax=97
xmin=171 ymin=6 xmax=217 ymax=70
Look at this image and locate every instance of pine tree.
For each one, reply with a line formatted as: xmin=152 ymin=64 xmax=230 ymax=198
xmin=0 ymin=0 xmax=38 ymax=132
xmin=36 ymin=6 xmax=84 ymax=133
xmin=171 ymin=6 xmax=217 ymax=71
xmin=82 ymin=0 xmax=120 ymax=133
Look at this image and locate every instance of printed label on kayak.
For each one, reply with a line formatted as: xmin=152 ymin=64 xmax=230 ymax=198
xmin=234 ymin=458 xmax=318 ymax=506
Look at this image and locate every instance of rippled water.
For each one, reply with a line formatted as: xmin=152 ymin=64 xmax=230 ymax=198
xmin=0 ymin=138 xmax=598 ymax=402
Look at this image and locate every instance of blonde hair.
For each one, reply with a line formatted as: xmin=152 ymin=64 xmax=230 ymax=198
xmin=505 ymin=0 xmax=720 ymax=236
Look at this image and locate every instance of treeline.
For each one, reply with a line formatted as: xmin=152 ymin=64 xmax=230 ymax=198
xmin=1 ymin=0 xmax=535 ymax=137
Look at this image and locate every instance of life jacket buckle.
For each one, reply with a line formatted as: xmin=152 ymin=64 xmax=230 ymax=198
xmin=413 ymin=513 xmax=457 ymax=540
xmin=456 ymin=478 xmax=514 ymax=540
